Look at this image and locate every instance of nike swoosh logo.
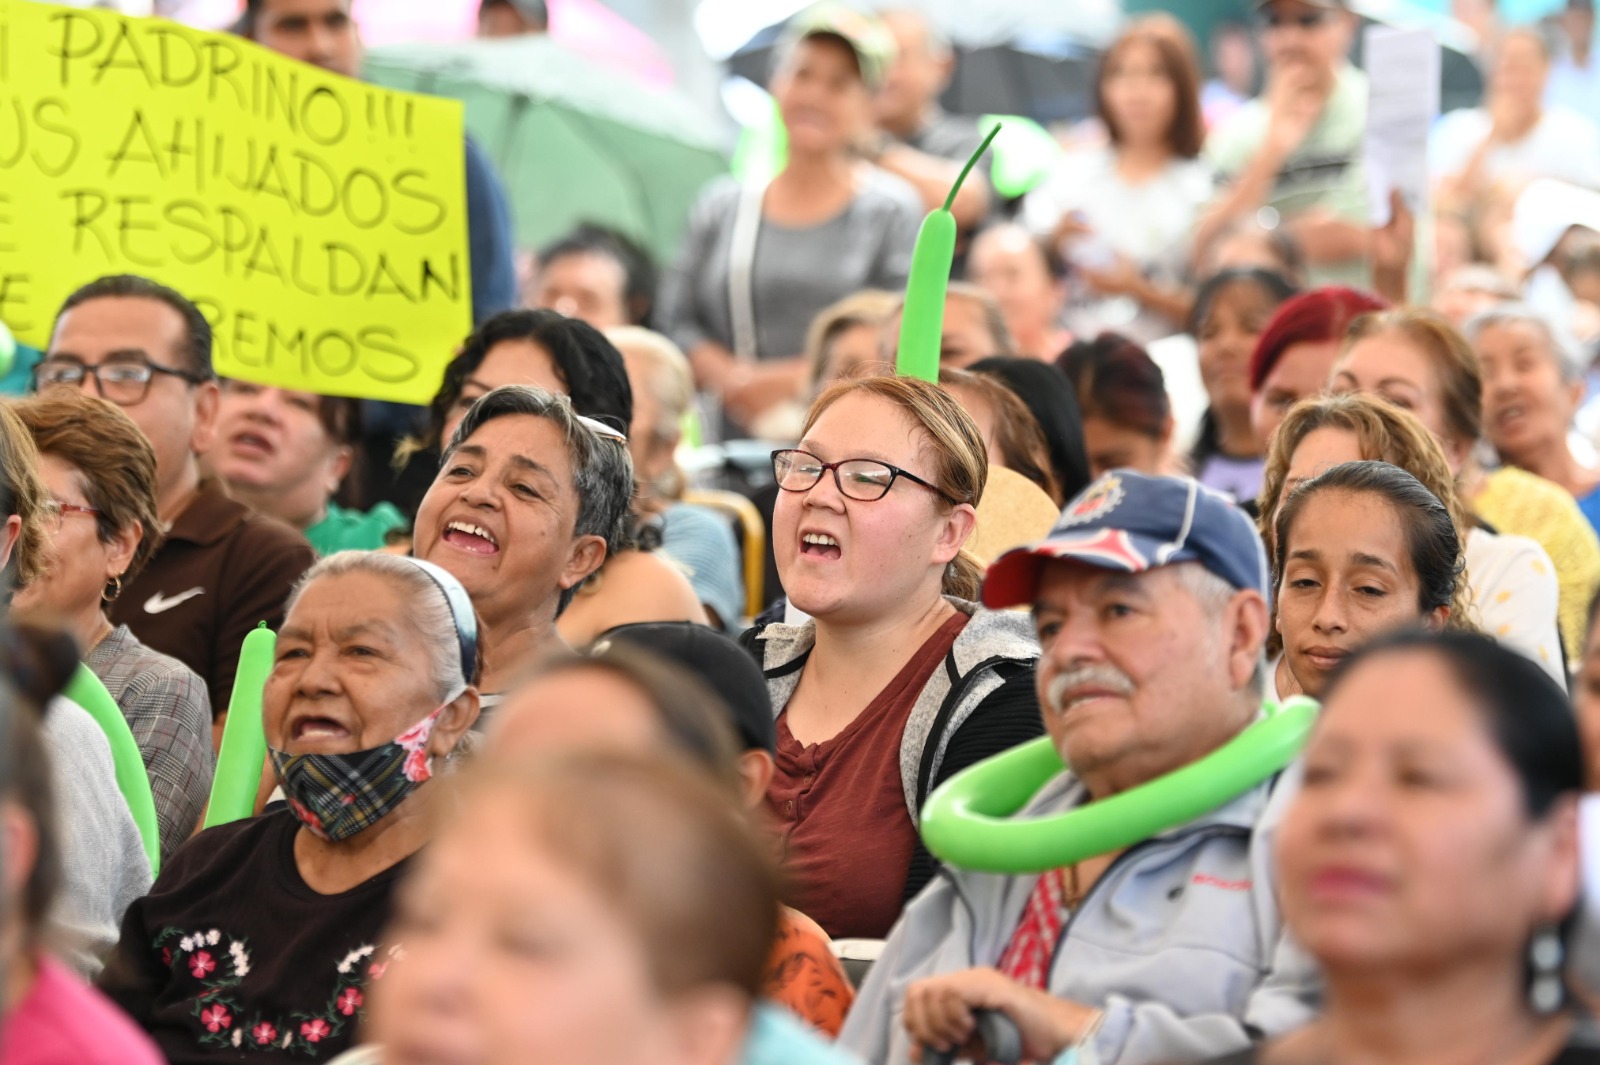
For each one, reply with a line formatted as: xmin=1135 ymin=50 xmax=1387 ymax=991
xmin=144 ymin=587 xmax=205 ymax=614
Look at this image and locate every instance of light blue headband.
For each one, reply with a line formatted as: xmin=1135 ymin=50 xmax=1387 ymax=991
xmin=399 ymin=556 xmax=478 ymax=684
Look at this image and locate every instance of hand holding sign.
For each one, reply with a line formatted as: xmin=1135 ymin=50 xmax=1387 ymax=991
xmin=0 ymin=1 xmax=471 ymax=404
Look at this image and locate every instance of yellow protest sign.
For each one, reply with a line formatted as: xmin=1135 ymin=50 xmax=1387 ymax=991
xmin=0 ymin=0 xmax=471 ymax=404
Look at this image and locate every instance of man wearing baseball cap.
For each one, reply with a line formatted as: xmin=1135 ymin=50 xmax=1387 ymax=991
xmin=478 ymin=0 xmax=548 ymax=37
xmin=841 ymin=471 xmax=1316 ymax=1065
xmin=1197 ymin=0 xmax=1372 ymax=289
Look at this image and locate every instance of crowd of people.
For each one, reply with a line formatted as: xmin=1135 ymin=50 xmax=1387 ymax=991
xmin=10 ymin=0 xmax=1600 ymax=1063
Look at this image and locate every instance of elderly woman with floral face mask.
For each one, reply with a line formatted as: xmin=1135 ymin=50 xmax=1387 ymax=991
xmin=96 ymin=552 xmax=481 ymax=1065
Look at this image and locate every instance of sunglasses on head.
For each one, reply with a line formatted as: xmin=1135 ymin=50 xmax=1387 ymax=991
xmin=1259 ymin=8 xmax=1333 ymax=29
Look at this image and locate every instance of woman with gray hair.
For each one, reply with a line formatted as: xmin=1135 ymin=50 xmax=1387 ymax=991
xmin=1469 ymin=304 xmax=1600 ymax=535
xmin=97 ymin=551 xmax=482 ymax=1064
xmin=610 ymin=326 xmax=746 ymax=628
xmin=412 ymin=385 xmax=638 ymax=715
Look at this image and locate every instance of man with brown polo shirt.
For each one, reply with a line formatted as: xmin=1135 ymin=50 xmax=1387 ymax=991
xmin=38 ymin=275 xmax=315 ymax=741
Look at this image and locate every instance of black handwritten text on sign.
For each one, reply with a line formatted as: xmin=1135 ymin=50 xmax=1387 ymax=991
xmin=0 ymin=1 xmax=471 ymax=403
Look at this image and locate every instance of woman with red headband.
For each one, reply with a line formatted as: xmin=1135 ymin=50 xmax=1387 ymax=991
xmin=1248 ymin=287 xmax=1388 ymax=452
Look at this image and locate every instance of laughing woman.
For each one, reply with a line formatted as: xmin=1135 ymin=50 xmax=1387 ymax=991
xmin=743 ymin=376 xmax=1042 ymax=940
xmin=411 ymin=386 xmax=635 ymax=717
xmin=97 ymin=552 xmax=481 ymax=1065
xmin=1469 ymin=305 xmax=1600 ymax=535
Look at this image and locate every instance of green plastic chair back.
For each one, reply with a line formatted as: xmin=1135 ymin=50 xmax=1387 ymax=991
xmin=64 ymin=664 xmax=160 ymax=875
xmin=204 ymin=625 xmax=275 ymax=830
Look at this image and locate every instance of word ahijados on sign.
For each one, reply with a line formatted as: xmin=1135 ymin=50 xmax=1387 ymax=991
xmin=0 ymin=1 xmax=471 ymax=404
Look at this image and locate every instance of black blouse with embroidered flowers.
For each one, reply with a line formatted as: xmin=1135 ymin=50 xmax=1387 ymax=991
xmin=97 ymin=807 xmax=412 ymax=1064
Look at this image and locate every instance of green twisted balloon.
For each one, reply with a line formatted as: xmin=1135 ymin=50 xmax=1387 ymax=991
xmin=895 ymin=123 xmax=1002 ymax=383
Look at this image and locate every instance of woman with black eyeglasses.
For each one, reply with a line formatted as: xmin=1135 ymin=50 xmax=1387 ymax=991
xmin=741 ymin=375 xmax=1042 ymax=941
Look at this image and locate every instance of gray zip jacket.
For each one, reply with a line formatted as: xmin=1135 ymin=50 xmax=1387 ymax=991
xmin=755 ymin=597 xmax=1040 ymax=823
xmin=838 ymin=763 xmax=1319 ymax=1065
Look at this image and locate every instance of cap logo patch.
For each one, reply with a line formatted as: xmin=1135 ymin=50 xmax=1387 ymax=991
xmin=1045 ymin=528 xmax=1149 ymax=572
xmin=1060 ymin=475 xmax=1125 ymax=528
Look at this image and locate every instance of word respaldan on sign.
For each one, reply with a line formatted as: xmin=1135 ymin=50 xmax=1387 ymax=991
xmin=0 ymin=1 xmax=471 ymax=404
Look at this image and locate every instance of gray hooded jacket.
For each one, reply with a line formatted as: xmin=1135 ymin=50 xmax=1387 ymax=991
xmin=754 ymin=597 xmax=1041 ymax=823
xmin=838 ymin=763 xmax=1318 ymax=1065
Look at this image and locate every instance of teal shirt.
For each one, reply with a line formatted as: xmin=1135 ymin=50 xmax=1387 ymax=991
xmin=746 ymin=1005 xmax=863 ymax=1065
xmin=304 ymin=502 xmax=407 ymax=556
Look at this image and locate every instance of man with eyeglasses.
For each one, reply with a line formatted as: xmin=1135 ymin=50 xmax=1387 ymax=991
xmin=1196 ymin=0 xmax=1371 ymax=289
xmin=41 ymin=275 xmax=315 ymax=742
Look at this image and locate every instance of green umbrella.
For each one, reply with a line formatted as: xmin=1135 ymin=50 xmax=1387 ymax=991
xmin=364 ymin=36 xmax=729 ymax=263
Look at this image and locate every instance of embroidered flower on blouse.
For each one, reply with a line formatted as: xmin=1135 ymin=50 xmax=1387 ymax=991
xmin=337 ymin=988 xmax=364 ymax=1016
xmin=252 ymin=1022 xmax=277 ymax=1045
xmin=301 ymin=1019 xmax=332 ymax=1043
xmin=200 ymin=1005 xmax=231 ymax=1033
xmin=337 ymin=945 xmax=376 ymax=975
xmin=190 ymin=951 xmax=217 ymax=979
xmin=229 ymin=941 xmax=251 ymax=978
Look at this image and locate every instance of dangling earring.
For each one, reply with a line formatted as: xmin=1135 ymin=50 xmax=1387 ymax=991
xmin=102 ymin=574 xmax=123 ymax=605
xmin=1528 ymin=923 xmax=1566 ymax=1014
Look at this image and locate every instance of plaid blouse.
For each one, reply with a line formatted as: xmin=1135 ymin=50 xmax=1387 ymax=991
xmin=87 ymin=625 xmax=215 ymax=862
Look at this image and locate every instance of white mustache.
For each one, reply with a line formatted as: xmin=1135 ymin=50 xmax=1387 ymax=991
xmin=1046 ymin=666 xmax=1135 ymax=715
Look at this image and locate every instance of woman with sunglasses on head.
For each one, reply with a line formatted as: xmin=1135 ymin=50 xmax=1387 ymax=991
xmin=404 ymin=314 xmax=706 ymax=648
xmin=411 ymin=387 xmax=638 ymax=718
xmin=743 ymin=375 xmax=1042 ymax=941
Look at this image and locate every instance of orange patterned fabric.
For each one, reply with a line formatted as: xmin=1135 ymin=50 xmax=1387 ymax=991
xmin=763 ymin=908 xmax=856 ymax=1037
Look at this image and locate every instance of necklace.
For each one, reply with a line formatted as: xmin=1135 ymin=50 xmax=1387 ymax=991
xmin=1063 ymin=862 xmax=1085 ymax=911
xmin=87 ymin=619 xmax=114 ymax=654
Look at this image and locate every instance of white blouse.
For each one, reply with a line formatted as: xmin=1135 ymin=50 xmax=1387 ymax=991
xmin=1465 ymin=526 xmax=1566 ymax=685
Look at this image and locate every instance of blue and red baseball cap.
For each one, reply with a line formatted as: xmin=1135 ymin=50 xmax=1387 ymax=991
xmin=981 ymin=471 xmax=1270 ymax=610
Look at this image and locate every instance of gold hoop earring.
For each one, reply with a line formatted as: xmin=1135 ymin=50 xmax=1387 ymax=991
xmin=103 ymin=574 xmax=123 ymax=605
